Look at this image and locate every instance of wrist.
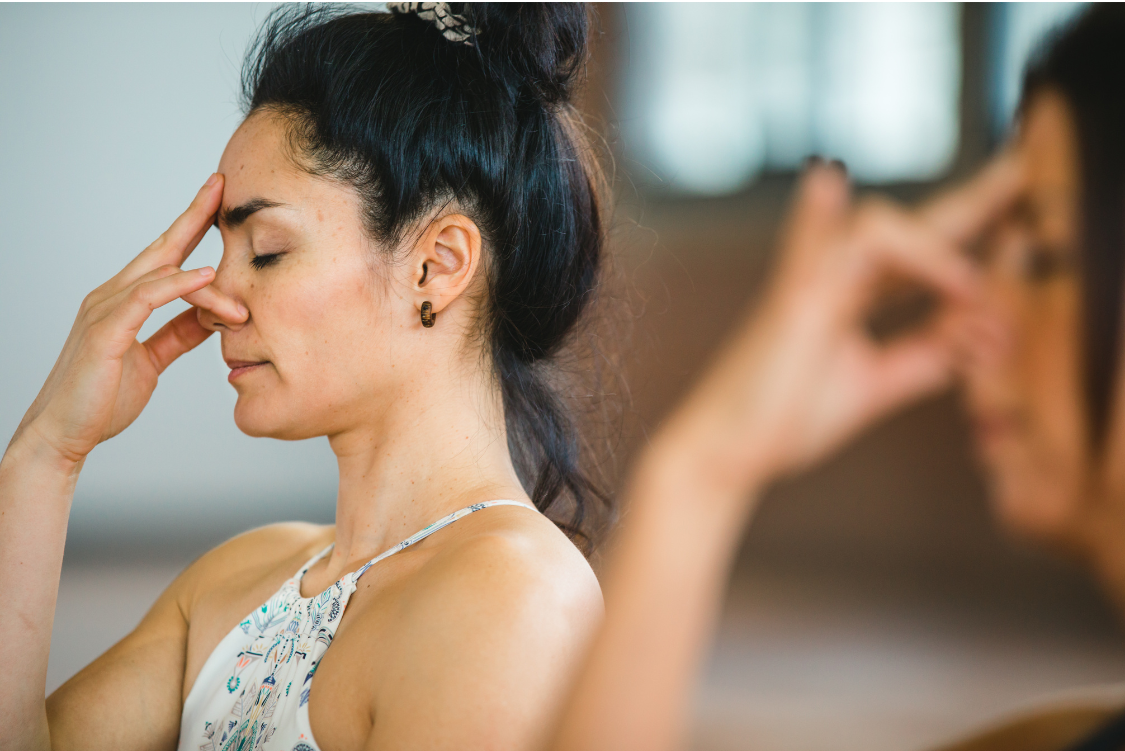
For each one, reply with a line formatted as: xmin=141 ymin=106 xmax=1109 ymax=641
xmin=662 ymin=391 xmax=779 ymax=484
xmin=632 ymin=412 xmax=773 ymax=520
xmin=4 ymin=421 xmax=86 ymax=478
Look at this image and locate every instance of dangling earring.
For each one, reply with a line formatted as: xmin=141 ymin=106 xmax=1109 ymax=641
xmin=420 ymin=301 xmax=436 ymax=328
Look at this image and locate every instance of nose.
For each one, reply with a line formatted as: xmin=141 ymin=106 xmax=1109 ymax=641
xmin=195 ymin=259 xmax=250 ymax=332
xmin=955 ymin=273 xmax=1018 ymax=395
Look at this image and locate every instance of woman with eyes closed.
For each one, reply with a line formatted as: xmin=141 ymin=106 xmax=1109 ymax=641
xmin=0 ymin=5 xmax=607 ymax=751
xmin=959 ymin=7 xmax=1125 ymax=617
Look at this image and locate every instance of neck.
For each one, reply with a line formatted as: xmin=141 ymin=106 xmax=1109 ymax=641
xmin=323 ymin=360 xmax=527 ymax=574
xmin=1078 ymin=485 xmax=1125 ymax=622
xmin=1086 ymin=522 xmax=1125 ymax=621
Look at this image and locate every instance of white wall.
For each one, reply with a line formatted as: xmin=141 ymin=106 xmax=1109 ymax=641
xmin=0 ymin=3 xmax=341 ymax=551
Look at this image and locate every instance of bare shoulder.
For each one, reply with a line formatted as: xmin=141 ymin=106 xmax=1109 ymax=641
xmin=429 ymin=505 xmax=601 ymax=613
xmin=392 ymin=505 xmax=603 ymax=649
xmin=176 ymin=521 xmax=338 ymax=696
xmin=175 ymin=521 xmax=333 ymax=606
xmin=352 ymin=506 xmax=603 ymax=747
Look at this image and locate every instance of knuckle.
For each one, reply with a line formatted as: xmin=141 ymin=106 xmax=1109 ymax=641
xmin=79 ymin=291 xmax=98 ymax=315
xmin=81 ymin=294 xmax=112 ymax=321
xmin=128 ymin=284 xmax=154 ymax=307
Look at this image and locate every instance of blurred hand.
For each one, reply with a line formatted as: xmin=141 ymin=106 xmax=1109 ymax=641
xmin=12 ymin=174 xmax=247 ymax=464
xmin=656 ymin=156 xmax=1024 ymax=496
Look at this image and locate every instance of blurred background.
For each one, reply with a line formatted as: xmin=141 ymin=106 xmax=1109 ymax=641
xmin=1 ymin=3 xmax=1121 ymax=750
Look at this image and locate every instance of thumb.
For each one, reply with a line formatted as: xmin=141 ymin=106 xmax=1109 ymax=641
xmin=863 ymin=332 xmax=955 ymax=418
xmin=143 ymin=307 xmax=213 ymax=374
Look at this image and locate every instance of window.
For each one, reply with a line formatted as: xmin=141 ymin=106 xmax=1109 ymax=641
xmin=619 ymin=3 xmax=962 ymax=194
xmin=989 ymin=2 xmax=1088 ymax=134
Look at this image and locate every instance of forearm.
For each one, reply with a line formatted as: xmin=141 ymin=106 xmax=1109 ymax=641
xmin=0 ymin=428 xmax=83 ymax=751
xmin=550 ymin=422 xmax=766 ymax=751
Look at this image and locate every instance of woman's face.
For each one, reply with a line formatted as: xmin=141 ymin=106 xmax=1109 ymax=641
xmin=203 ymin=111 xmax=426 ymax=441
xmin=961 ymin=90 xmax=1092 ymax=542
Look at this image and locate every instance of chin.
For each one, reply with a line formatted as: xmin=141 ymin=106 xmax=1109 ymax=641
xmin=988 ymin=469 xmax=1082 ymax=543
xmin=232 ymin=396 xmax=324 ymax=441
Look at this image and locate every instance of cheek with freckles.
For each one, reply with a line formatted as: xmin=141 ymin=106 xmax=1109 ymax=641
xmin=235 ymin=245 xmax=400 ymax=438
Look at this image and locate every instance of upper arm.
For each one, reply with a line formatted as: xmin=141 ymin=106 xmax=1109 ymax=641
xmin=45 ymin=567 xmax=193 ymax=751
xmin=44 ymin=522 xmax=324 ymax=751
xmin=365 ymin=533 xmax=603 ymax=751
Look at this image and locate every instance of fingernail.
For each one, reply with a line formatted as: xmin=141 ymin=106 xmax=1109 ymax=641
xmin=204 ymin=173 xmax=219 ymax=187
xmin=829 ymin=159 xmax=848 ymax=176
xmin=237 ymin=304 xmax=249 ymax=317
xmin=199 ymin=266 xmax=214 ymax=276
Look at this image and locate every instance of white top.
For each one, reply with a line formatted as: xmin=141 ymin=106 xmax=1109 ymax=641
xmin=179 ymin=500 xmax=533 ymax=751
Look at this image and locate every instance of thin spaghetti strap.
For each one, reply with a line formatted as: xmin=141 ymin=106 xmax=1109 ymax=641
xmin=294 ymin=542 xmax=336 ymax=581
xmin=352 ymin=500 xmax=534 ymax=581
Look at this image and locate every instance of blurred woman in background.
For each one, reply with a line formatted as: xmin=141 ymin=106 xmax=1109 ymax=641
xmin=549 ymin=5 xmax=1125 ymax=751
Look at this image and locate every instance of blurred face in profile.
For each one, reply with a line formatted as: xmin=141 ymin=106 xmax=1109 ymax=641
xmin=961 ymin=89 xmax=1117 ymax=551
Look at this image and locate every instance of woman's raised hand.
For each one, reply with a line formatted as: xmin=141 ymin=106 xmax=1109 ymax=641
xmin=648 ymin=158 xmax=1023 ymax=498
xmin=553 ymin=157 xmax=1027 ymax=751
xmin=0 ymin=174 xmax=247 ymax=751
xmin=13 ymin=174 xmax=246 ymax=465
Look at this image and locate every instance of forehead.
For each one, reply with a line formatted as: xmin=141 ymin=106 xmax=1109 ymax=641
xmin=1019 ymin=90 xmax=1080 ymax=196
xmin=1013 ymin=90 xmax=1080 ymax=235
xmin=217 ymin=112 xmax=304 ymax=207
xmin=216 ymin=111 xmax=362 ymax=227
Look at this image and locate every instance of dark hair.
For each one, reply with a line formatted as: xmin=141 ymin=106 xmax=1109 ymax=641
xmin=1020 ymin=5 xmax=1125 ymax=447
xmin=241 ymin=3 xmax=611 ymax=548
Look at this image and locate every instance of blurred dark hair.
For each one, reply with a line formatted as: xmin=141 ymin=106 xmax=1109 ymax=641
xmin=1020 ymin=5 xmax=1125 ymax=447
xmin=241 ymin=3 xmax=611 ymax=549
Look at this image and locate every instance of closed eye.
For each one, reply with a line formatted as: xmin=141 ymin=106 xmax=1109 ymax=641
xmin=250 ymin=252 xmax=284 ymax=270
xmin=1023 ymin=243 xmax=1075 ymax=282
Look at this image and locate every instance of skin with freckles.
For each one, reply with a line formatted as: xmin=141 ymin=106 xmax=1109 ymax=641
xmin=3 ymin=107 xmax=601 ymax=751
xmin=961 ymin=90 xmax=1125 ymax=612
xmin=202 ymin=111 xmax=453 ymax=442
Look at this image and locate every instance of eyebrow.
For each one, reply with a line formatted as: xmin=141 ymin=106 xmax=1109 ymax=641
xmin=216 ymin=198 xmax=286 ymax=229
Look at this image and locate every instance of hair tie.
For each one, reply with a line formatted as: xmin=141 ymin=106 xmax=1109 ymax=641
xmin=387 ymin=2 xmax=478 ymax=46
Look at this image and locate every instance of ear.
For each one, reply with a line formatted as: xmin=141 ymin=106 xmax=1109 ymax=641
xmin=409 ymin=214 xmax=482 ymax=321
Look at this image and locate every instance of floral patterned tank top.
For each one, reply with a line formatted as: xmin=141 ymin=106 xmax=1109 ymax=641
xmin=178 ymin=500 xmax=532 ymax=751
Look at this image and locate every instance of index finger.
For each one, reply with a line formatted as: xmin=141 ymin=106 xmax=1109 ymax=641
xmin=774 ymin=162 xmax=851 ymax=279
xmin=850 ymin=201 xmax=979 ymax=306
xmin=108 ymin=174 xmax=224 ymax=293
xmin=918 ymin=151 xmax=1026 ymax=245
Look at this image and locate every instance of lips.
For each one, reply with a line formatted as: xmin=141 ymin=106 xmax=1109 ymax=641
xmin=225 ymin=359 xmax=269 ymax=382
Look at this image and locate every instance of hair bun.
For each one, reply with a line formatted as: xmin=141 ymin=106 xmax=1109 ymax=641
xmin=387 ymin=2 xmax=478 ymax=45
xmin=465 ymin=3 xmax=590 ymax=105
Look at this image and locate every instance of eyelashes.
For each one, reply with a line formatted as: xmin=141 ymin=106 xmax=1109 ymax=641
xmin=250 ymin=252 xmax=284 ymax=270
